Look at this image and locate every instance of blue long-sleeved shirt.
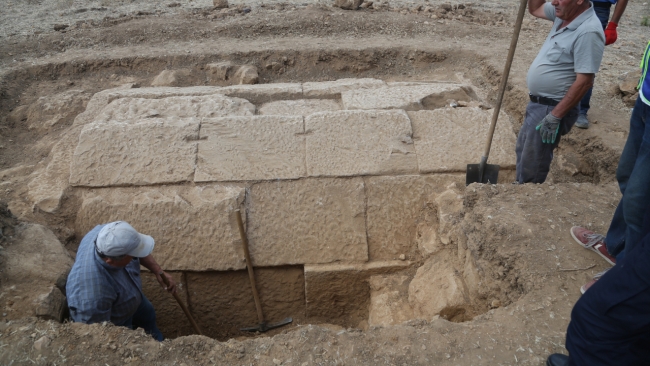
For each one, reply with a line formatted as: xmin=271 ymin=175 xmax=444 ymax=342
xmin=66 ymin=224 xmax=143 ymax=325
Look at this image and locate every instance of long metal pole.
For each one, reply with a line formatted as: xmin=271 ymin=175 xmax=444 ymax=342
xmin=235 ymin=209 xmax=266 ymax=325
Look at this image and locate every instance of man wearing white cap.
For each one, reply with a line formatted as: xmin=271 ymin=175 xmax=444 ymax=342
xmin=66 ymin=221 xmax=176 ymax=341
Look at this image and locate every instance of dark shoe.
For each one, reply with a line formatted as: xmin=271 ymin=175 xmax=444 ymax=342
xmin=575 ymin=114 xmax=589 ymax=129
xmin=546 ymin=353 xmax=569 ymax=366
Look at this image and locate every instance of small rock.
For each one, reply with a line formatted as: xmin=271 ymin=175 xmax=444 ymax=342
xmin=490 ymin=299 xmax=502 ymax=309
xmin=273 ymin=359 xmax=282 ymax=365
xmin=53 ymin=24 xmax=69 ymax=31
xmin=34 ymin=336 xmax=51 ymax=351
xmin=213 ymin=0 xmax=228 ymax=8
xmin=398 ymin=254 xmax=406 ymax=260
xmin=618 ymin=69 xmax=641 ymax=96
xmin=334 ymin=0 xmax=364 ymax=10
xmin=207 ymin=61 xmax=235 ymax=81
xmin=233 ymin=65 xmax=259 ymax=85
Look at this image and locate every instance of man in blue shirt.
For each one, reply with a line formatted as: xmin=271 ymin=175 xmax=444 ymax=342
xmin=66 ymin=221 xmax=176 ymax=341
xmin=575 ymin=0 xmax=628 ymax=128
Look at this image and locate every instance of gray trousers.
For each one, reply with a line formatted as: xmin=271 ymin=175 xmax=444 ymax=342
xmin=515 ymin=101 xmax=579 ymax=184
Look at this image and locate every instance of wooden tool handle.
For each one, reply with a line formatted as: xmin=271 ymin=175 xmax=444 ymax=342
xmin=235 ymin=209 xmax=266 ymax=325
xmin=161 ymin=272 xmax=203 ymax=335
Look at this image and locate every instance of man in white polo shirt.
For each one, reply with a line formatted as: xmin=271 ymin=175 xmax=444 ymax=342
xmin=515 ymin=0 xmax=605 ymax=184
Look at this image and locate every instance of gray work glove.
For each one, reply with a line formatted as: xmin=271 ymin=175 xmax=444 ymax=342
xmin=535 ymin=113 xmax=562 ymax=144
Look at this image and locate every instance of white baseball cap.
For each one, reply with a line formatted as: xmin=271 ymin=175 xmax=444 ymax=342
xmin=96 ymin=221 xmax=155 ymax=258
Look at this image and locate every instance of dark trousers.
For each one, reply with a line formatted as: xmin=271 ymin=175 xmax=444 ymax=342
xmin=566 ymin=199 xmax=650 ymax=365
xmin=578 ymin=4 xmax=610 ymax=116
xmin=605 ymin=97 xmax=650 ymax=262
xmin=515 ymin=102 xmax=578 ymax=183
xmin=121 ymin=294 xmax=164 ymax=341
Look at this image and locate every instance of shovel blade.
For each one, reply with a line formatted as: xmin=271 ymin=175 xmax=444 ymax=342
xmin=466 ymin=163 xmax=500 ymax=185
xmin=240 ymin=317 xmax=293 ymax=333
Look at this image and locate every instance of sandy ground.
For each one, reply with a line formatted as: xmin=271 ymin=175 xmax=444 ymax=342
xmin=1 ymin=0 xmax=649 ymax=365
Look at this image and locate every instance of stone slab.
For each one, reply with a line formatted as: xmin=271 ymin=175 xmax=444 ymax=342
xmin=247 ymin=178 xmax=368 ymax=266
xmin=195 ymin=116 xmax=306 ymax=182
xmin=409 ymin=108 xmax=516 ymax=172
xmin=364 ymin=175 xmax=464 ymax=261
xmin=94 ymin=94 xmax=255 ymax=123
xmin=70 ymin=118 xmax=199 ymax=187
xmin=341 ymin=84 xmax=473 ymax=110
xmin=186 ymin=267 xmax=305 ymax=340
xmin=302 ymin=78 xmax=386 ymax=98
xmin=305 ymin=110 xmax=418 ymax=177
xmin=258 ymin=99 xmax=341 ymax=116
xmin=75 ymin=185 xmax=246 ymax=271
xmin=304 ymin=261 xmax=410 ymax=326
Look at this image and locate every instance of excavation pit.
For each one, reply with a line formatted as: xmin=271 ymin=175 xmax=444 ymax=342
xmin=3 ymin=50 xmax=530 ymax=341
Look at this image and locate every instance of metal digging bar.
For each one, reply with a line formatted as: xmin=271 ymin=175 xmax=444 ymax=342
xmin=235 ymin=209 xmax=293 ymax=332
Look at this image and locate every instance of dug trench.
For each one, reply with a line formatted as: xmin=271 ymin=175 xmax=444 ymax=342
xmin=0 ymin=44 xmax=624 ymax=351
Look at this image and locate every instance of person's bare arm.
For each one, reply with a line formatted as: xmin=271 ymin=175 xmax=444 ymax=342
xmin=551 ymin=73 xmax=594 ymax=118
xmin=529 ymin=0 xmax=550 ymax=20
xmin=140 ymin=254 xmax=177 ymax=294
xmin=610 ymin=0 xmax=628 ymax=24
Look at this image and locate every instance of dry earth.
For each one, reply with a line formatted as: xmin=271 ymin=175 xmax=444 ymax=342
xmin=1 ymin=0 xmax=649 ymax=365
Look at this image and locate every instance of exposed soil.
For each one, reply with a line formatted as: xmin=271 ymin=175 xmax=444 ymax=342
xmin=1 ymin=0 xmax=649 ymax=364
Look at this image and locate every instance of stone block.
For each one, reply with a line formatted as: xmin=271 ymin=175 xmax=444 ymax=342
xmin=75 ymin=185 xmax=246 ymax=271
xmin=341 ymin=84 xmax=473 ymax=110
xmin=304 ymin=261 xmax=410 ymax=326
xmin=219 ymin=83 xmax=303 ymax=104
xmin=409 ymin=108 xmax=516 ymax=172
xmin=70 ymin=118 xmax=199 ymax=187
xmin=34 ymin=286 xmax=66 ymax=322
xmin=305 ymin=110 xmax=418 ymax=177
xmin=248 ymin=178 xmax=368 ymax=266
xmin=258 ymin=99 xmax=341 ymax=116
xmin=196 ymin=116 xmax=306 ymax=182
xmin=141 ymin=271 xmax=194 ymax=338
xmin=94 ymin=94 xmax=255 ymax=123
xmin=368 ymin=275 xmax=414 ymax=326
xmin=25 ymin=90 xmax=91 ymax=132
xmin=365 ymin=175 xmax=463 ymax=261
xmin=302 ymin=78 xmax=386 ymax=98
xmin=186 ymin=267 xmax=305 ymax=340
xmin=151 ymin=69 xmax=192 ymax=87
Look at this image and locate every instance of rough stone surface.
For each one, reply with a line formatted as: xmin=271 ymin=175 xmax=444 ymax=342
xmin=248 ymin=178 xmax=368 ymax=266
xmin=34 ymin=286 xmax=66 ymax=322
xmin=186 ymin=267 xmax=305 ymax=340
xmin=304 ymin=261 xmax=410 ymax=327
xmin=305 ymin=110 xmax=417 ymax=177
xmin=206 ymin=61 xmax=235 ymax=82
xmin=409 ymin=107 xmax=516 ymax=172
xmin=258 ymin=99 xmax=341 ymax=116
xmin=141 ymin=271 xmax=194 ymax=338
xmin=334 ymin=0 xmax=364 ymax=10
xmin=70 ymin=118 xmax=200 ymax=187
xmin=302 ymin=78 xmax=385 ymax=98
xmin=408 ymin=252 xmax=471 ymax=319
xmin=151 ymin=69 xmax=192 ymax=87
xmin=233 ymin=65 xmax=259 ymax=85
xmin=75 ymin=185 xmax=246 ymax=271
xmin=619 ymin=69 xmax=642 ymax=95
xmin=28 ymin=127 xmax=82 ymax=213
xmin=368 ymin=275 xmax=414 ymax=326
xmin=219 ymin=83 xmax=303 ymax=104
xmin=94 ymin=95 xmax=255 ymax=123
xmin=195 ymin=116 xmax=306 ymax=182
xmin=342 ymin=84 xmax=473 ymax=110
xmin=21 ymin=90 xmax=91 ymax=132
xmin=364 ymin=175 xmax=464 ymax=261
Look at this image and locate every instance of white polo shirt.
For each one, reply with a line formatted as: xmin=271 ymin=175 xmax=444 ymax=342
xmin=526 ymin=2 xmax=605 ymax=101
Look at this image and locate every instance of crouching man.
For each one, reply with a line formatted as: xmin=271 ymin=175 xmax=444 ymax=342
xmin=66 ymin=221 xmax=176 ymax=341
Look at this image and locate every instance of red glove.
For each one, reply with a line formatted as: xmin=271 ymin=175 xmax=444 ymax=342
xmin=605 ymin=22 xmax=618 ymax=46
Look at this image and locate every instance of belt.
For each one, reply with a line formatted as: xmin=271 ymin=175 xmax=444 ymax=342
xmin=592 ymin=1 xmax=612 ymax=8
xmin=529 ymin=94 xmax=560 ymax=106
